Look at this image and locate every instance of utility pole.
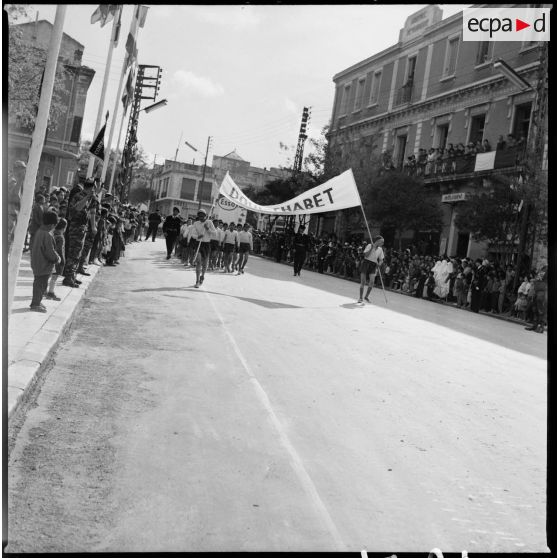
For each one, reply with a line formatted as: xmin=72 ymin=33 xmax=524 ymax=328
xmin=197 ymin=136 xmax=212 ymax=211
xmin=290 ymin=106 xmax=311 ymax=230
xmin=119 ymin=64 xmax=162 ymax=201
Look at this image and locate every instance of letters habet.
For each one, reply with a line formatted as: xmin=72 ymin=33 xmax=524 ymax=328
xmin=218 ymin=169 xmax=362 ymax=216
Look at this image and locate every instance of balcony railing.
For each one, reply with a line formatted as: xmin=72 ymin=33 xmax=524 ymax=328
xmin=395 ymin=81 xmax=414 ymax=106
xmin=394 ymin=147 xmax=526 ymax=180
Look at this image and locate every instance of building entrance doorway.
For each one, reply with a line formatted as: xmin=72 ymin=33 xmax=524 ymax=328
xmin=456 ymin=232 xmax=470 ymax=257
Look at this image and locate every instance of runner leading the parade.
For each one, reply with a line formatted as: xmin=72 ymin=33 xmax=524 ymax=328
xmin=358 ymin=235 xmax=384 ymax=304
xmin=190 ymin=209 xmax=216 ymax=288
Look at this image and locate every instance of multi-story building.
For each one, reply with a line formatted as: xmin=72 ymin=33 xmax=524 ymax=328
xmin=151 ymin=159 xmax=224 ymax=220
xmin=8 ymin=20 xmax=95 ymax=191
xmin=326 ymin=4 xmax=547 ymax=262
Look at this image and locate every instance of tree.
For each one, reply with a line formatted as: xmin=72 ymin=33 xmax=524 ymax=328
xmin=363 ymin=171 xmax=443 ymax=250
xmin=128 ymin=184 xmax=156 ymax=205
xmin=7 ymin=5 xmax=72 ymax=133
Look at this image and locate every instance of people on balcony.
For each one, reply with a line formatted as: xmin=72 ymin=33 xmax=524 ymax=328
xmin=399 ymin=134 xmax=525 ymax=177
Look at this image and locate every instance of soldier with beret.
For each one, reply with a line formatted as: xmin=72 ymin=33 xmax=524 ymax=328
xmin=62 ymin=180 xmax=96 ymax=287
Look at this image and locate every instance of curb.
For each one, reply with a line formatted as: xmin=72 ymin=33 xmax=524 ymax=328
xmin=252 ymin=254 xmax=534 ymax=329
xmin=7 ymin=264 xmax=102 ymax=420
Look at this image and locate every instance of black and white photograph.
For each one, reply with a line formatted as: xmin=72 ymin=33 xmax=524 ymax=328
xmin=5 ymin=3 xmax=552 ymax=554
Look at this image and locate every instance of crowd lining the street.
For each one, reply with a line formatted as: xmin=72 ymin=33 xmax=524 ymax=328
xmin=249 ymin=229 xmax=548 ymax=332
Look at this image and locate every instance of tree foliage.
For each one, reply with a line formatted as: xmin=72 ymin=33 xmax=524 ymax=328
xmin=7 ymin=5 xmax=72 ymax=133
xmin=363 ymin=171 xmax=443 ymax=249
xmin=454 ymin=182 xmax=520 ymax=245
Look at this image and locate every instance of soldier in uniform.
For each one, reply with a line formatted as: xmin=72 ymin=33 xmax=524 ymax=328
xmin=63 ymin=180 xmax=96 ymax=287
xmin=77 ymin=199 xmax=99 ymax=275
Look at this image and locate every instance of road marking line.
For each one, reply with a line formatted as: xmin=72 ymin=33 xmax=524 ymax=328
xmin=205 ymin=292 xmax=346 ymax=550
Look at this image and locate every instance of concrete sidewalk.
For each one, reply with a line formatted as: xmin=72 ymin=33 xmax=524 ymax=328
xmin=7 ymin=251 xmax=102 ymax=419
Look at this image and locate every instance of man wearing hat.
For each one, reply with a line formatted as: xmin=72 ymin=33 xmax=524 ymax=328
xmin=190 ymin=208 xmax=216 ymax=287
xmin=162 ymin=206 xmax=182 ymax=259
xmin=358 ymin=235 xmax=384 ymax=303
xmin=292 ymin=224 xmax=310 ymax=277
xmin=63 ymin=180 xmax=96 ymax=287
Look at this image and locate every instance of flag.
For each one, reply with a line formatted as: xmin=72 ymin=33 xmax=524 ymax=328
xmin=122 ymin=69 xmax=135 ymax=112
xmin=91 ymin=4 xmax=119 ymax=27
xmin=218 ymin=169 xmax=362 ymax=216
xmin=89 ymin=119 xmax=108 ymax=161
xmin=137 ymin=5 xmax=149 ymax=28
xmin=113 ymin=6 xmax=122 ymax=46
xmin=125 ymin=32 xmax=137 ymax=68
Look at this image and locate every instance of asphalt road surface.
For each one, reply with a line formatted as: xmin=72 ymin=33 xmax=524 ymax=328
xmin=7 ymin=239 xmax=548 ymax=553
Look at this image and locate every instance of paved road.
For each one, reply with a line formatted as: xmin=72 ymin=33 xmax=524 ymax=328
xmin=7 ymin=239 xmax=548 ymax=553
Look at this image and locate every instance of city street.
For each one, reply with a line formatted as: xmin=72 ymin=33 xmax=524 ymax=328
xmin=7 ymin=239 xmax=548 ymax=553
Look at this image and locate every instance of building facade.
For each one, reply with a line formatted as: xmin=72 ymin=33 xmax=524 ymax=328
xmin=327 ymin=4 xmax=548 ymax=262
xmin=151 ymin=159 xmax=227 ymax=220
xmin=8 ymin=20 xmax=95 ymax=192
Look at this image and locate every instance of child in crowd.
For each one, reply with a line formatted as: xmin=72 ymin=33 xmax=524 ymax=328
xmin=30 ymin=211 xmax=60 ymax=312
xmin=45 ymin=218 xmax=67 ymax=301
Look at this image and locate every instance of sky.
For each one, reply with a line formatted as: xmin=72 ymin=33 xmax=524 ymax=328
xmin=23 ymin=4 xmax=469 ymax=170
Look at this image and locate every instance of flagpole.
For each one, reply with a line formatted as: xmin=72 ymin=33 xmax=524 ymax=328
xmin=102 ymin=5 xmax=141 ymax=188
xmin=87 ymin=5 xmax=121 ymax=179
xmin=8 ymin=5 xmax=67 ymax=316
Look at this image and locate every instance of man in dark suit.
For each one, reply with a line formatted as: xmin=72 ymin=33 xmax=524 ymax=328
xmin=292 ymin=224 xmax=310 ymax=277
xmin=145 ymin=209 xmax=162 ymax=241
xmin=162 ymin=206 xmax=182 ymax=259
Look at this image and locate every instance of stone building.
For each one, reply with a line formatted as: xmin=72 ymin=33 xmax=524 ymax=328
xmin=326 ymin=4 xmax=547 ymax=262
xmin=151 ymin=160 xmax=217 ymax=219
xmin=8 ymin=20 xmax=95 ymax=191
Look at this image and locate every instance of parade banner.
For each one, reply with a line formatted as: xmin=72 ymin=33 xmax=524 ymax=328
xmin=218 ymin=169 xmax=362 ymax=216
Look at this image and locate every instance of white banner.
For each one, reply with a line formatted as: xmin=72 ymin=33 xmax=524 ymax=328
xmin=474 ymin=151 xmax=496 ymax=171
xmin=218 ymin=169 xmax=362 ymax=216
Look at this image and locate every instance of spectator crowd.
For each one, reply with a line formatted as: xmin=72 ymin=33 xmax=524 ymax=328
xmin=249 ymin=228 xmax=547 ymax=332
xmin=381 ymin=133 xmax=528 ymax=177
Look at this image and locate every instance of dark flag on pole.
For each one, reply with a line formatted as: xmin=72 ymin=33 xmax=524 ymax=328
xmin=89 ymin=112 xmax=109 ymax=161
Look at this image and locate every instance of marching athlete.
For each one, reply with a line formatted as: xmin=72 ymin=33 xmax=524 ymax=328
xmin=358 ymin=235 xmax=384 ymax=303
xmin=208 ymin=219 xmax=220 ymax=270
xmin=237 ymin=222 xmax=253 ymax=274
xmin=190 ymin=209 xmax=216 ymax=288
xmin=215 ymin=221 xmax=225 ymax=270
xmin=222 ymin=222 xmax=238 ymax=273
xmin=232 ymin=223 xmax=243 ymax=272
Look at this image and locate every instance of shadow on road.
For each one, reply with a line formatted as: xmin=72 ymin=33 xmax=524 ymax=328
xmin=131 ymin=285 xmax=302 ymax=309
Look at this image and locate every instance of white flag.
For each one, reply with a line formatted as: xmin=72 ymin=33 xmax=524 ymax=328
xmin=137 ymin=5 xmax=149 ymax=27
xmin=218 ymin=169 xmax=362 ymax=216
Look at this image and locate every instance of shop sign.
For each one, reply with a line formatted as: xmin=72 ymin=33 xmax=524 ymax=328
xmin=442 ymin=192 xmax=469 ymax=203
